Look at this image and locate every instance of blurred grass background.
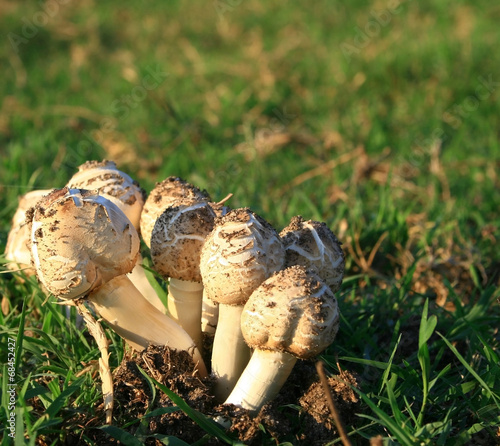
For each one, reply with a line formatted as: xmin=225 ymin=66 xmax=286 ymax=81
xmin=2 ymin=0 xmax=498 ymax=290
xmin=0 ymin=0 xmax=499 ymax=444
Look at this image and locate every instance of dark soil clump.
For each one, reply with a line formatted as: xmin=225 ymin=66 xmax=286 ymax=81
xmin=33 ymin=343 xmax=360 ymax=445
xmin=87 ymin=344 xmax=361 ymax=445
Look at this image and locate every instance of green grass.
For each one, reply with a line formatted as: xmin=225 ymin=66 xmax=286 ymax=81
xmin=1 ymin=0 xmax=499 ymax=444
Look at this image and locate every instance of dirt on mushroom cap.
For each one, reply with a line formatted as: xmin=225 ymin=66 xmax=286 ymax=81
xmin=67 ymin=160 xmax=147 ymax=229
xmin=150 ymin=201 xmax=216 ymax=282
xmin=69 ymin=160 xmax=147 ymax=204
xmin=140 ymin=176 xmax=211 ymax=247
xmin=241 ymin=265 xmax=340 ymax=359
xmin=280 ymin=215 xmax=345 ymax=293
xmin=29 ymin=187 xmax=140 ymax=300
xmin=200 ymin=207 xmax=286 ymax=306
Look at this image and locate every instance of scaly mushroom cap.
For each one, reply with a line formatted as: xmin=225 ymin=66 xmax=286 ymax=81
xmin=280 ymin=216 xmax=345 ymax=293
xmin=5 ymin=189 xmax=52 ymax=269
xmin=29 ymin=187 xmax=140 ymax=301
xmin=140 ymin=176 xmax=211 ymax=248
xmin=151 ymin=201 xmax=216 ymax=282
xmin=200 ymin=208 xmax=285 ymax=306
xmin=241 ymin=265 xmax=340 ymax=359
xmin=67 ymin=160 xmax=146 ymax=231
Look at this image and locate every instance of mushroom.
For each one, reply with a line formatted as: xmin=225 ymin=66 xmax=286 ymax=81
xmin=280 ymin=216 xmax=345 ymax=293
xmin=29 ymin=188 xmax=208 ymax=376
xmin=4 ymin=189 xmax=52 ymax=275
xmin=223 ymin=265 xmax=340 ymax=415
xmin=140 ymin=176 xmax=211 ymax=249
xmin=150 ymin=200 xmax=217 ymax=350
xmin=67 ymin=160 xmax=166 ymax=313
xmin=4 ymin=188 xmax=86 ymax=325
xmin=200 ymin=208 xmax=285 ymax=401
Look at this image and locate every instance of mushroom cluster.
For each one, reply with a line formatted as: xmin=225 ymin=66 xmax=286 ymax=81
xmin=3 ymin=159 xmax=345 ymax=425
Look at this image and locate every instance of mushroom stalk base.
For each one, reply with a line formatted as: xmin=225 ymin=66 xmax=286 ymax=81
xmin=167 ymin=278 xmax=203 ymax=350
xmin=76 ymin=301 xmax=113 ymax=424
xmin=90 ymin=275 xmax=208 ymax=378
xmin=224 ymin=349 xmax=297 ymax=415
xmin=211 ymin=304 xmax=251 ymax=401
xmin=201 ymin=289 xmax=218 ymax=334
xmin=128 ymin=254 xmax=167 ymax=314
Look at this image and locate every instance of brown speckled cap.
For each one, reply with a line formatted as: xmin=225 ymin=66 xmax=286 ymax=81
xmin=280 ymin=216 xmax=345 ymax=293
xmin=29 ymin=187 xmax=140 ymax=301
xmin=150 ymin=201 xmax=216 ymax=283
xmin=140 ymin=176 xmax=211 ymax=248
xmin=200 ymin=208 xmax=285 ymax=306
xmin=67 ymin=160 xmax=146 ymax=231
xmin=241 ymin=265 xmax=340 ymax=359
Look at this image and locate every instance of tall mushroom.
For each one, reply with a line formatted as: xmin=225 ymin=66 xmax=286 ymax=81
xmin=29 ymin=188 xmax=208 ymax=377
xmin=200 ymin=208 xmax=285 ymax=401
xmin=224 ymin=265 xmax=340 ymax=415
xmin=280 ymin=216 xmax=345 ymax=293
xmin=67 ymin=160 xmax=166 ymax=313
xmin=150 ymin=200 xmax=216 ymax=350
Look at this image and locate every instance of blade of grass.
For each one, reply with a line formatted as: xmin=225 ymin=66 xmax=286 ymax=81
xmin=379 ymin=333 xmax=402 ymax=395
xmin=438 ymin=333 xmax=500 ymax=407
xmin=149 ymin=434 xmax=192 ymax=445
xmin=13 ymin=297 xmax=27 ymax=374
xmin=386 ymin=372 xmax=407 ymax=429
xmin=99 ymin=425 xmax=146 ymax=446
xmin=417 ymin=298 xmax=437 ymax=427
xmin=352 ymin=386 xmax=416 ymax=446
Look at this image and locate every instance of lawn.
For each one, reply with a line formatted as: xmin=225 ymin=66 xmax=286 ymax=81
xmin=0 ymin=0 xmax=499 ymax=444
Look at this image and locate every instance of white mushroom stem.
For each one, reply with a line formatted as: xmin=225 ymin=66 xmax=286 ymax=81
xmin=76 ymin=301 xmax=113 ymax=424
xmin=210 ymin=304 xmax=252 ymax=401
xmin=89 ymin=275 xmax=208 ymax=378
xmin=201 ymin=290 xmax=218 ymax=334
xmin=167 ymin=278 xmax=204 ymax=350
xmin=128 ymin=254 xmax=167 ymax=313
xmin=224 ymin=349 xmax=296 ymax=415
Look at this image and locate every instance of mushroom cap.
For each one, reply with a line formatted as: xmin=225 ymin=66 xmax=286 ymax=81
xmin=29 ymin=187 xmax=140 ymax=301
xmin=67 ymin=160 xmax=146 ymax=231
xmin=280 ymin=216 xmax=345 ymax=293
xmin=150 ymin=201 xmax=216 ymax=282
xmin=140 ymin=176 xmax=211 ymax=248
xmin=200 ymin=208 xmax=285 ymax=306
xmin=241 ymin=265 xmax=340 ymax=359
xmin=5 ymin=189 xmax=52 ymax=268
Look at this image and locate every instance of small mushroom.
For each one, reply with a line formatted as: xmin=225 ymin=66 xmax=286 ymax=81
xmin=150 ymin=200 xmax=217 ymax=350
xmin=140 ymin=176 xmax=211 ymax=249
xmin=67 ymin=160 xmax=166 ymax=313
xmin=29 ymin=188 xmax=208 ymax=376
xmin=200 ymin=208 xmax=285 ymax=401
xmin=4 ymin=189 xmax=52 ymax=275
xmin=224 ymin=265 xmax=340 ymax=415
xmin=280 ymin=216 xmax=345 ymax=293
